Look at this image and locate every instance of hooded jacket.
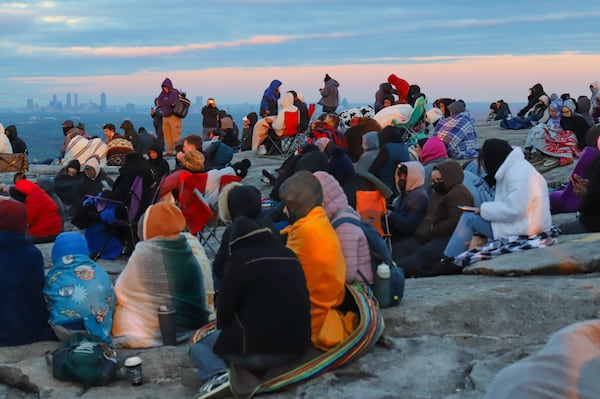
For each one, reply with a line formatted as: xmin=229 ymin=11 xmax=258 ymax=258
xmin=314 ymin=171 xmax=372 ymax=285
xmin=13 ymin=179 xmax=62 ymax=238
xmin=355 ymin=131 xmax=380 ymax=173
xmin=345 ymin=118 xmax=383 ymax=162
xmin=415 ymin=160 xmax=473 ymax=242
xmin=120 ymin=120 xmax=139 ymax=150
xmin=44 ymin=232 xmax=115 ymax=342
xmin=279 ymin=171 xmax=357 ymax=351
xmin=374 ymin=82 xmax=397 ymax=113
xmin=480 ymin=147 xmax=552 ymax=239
xmin=214 ymin=216 xmax=311 ymax=357
xmin=388 ymin=161 xmax=429 ymax=238
xmin=157 ymin=78 xmax=180 ymax=118
xmin=518 ymin=83 xmax=546 ymax=118
xmin=260 ymin=79 xmax=282 ymax=117
xmin=271 ymin=92 xmax=298 ymax=135
xmin=319 ymin=76 xmax=340 ymax=109
xmin=4 ymin=125 xmax=27 ymax=154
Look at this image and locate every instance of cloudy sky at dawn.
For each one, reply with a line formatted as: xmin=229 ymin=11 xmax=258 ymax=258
xmin=2 ymin=0 xmax=600 ymax=108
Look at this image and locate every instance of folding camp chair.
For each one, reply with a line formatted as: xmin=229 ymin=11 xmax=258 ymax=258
xmin=266 ymin=111 xmax=301 ymax=156
xmin=85 ymin=175 xmax=144 ymax=259
xmin=0 ymin=153 xmax=28 ymax=173
xmin=355 ymin=190 xmax=392 ymax=253
xmin=392 ymin=96 xmax=427 ymax=144
xmin=177 ymin=172 xmax=210 ymax=236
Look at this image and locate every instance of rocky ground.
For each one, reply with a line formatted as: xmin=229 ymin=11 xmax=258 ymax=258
xmin=3 ymin=121 xmax=599 ymax=399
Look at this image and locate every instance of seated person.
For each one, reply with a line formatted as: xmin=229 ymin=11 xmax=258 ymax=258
xmin=9 ymin=173 xmax=62 ymax=243
xmin=204 ymin=140 xmax=234 ymax=170
xmin=189 ymin=215 xmax=311 ymax=393
xmin=104 ymin=123 xmax=133 ymax=166
xmin=354 ymin=131 xmax=380 ymax=173
xmin=137 ymin=126 xmax=158 ymax=155
xmin=147 ymin=142 xmax=170 ymax=183
xmin=500 ymin=95 xmax=549 ymax=130
xmin=252 ymin=92 xmax=299 ymax=154
xmin=119 ymin=119 xmax=140 ymax=151
xmin=494 ymin=99 xmax=512 ymax=120
xmin=419 ymin=136 xmax=449 ymax=193
xmin=212 ymin=183 xmax=278 ymax=291
xmin=559 ymin=131 xmax=600 ymax=234
xmin=54 ymin=159 xmax=85 ymax=209
xmin=313 ymin=171 xmax=373 ymax=286
xmin=63 ymin=133 xmax=108 ymax=167
xmin=369 ymin=125 xmax=411 ymax=195
xmin=215 ymin=115 xmax=240 ymax=148
xmin=80 ymin=156 xmax=114 ymax=197
xmin=443 ymin=139 xmax=552 ymax=261
xmin=560 ymin=98 xmax=593 ymax=151
xmin=433 ymin=100 xmax=479 ymax=159
xmin=112 ymin=202 xmax=210 ymax=348
xmin=393 ymin=160 xmax=473 ymax=277
xmin=387 ymin=162 xmax=429 ymax=241
xmin=0 ymin=199 xmax=56 ymax=346
xmin=345 ymin=117 xmax=382 ymax=162
xmin=4 ymin=125 xmax=27 ymax=154
xmin=44 ymin=232 xmax=115 ymax=342
xmin=279 ymin=171 xmax=358 ymax=351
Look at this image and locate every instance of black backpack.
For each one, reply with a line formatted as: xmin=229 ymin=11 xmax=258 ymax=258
xmin=172 ymin=91 xmax=191 ymax=118
xmin=332 ymin=216 xmax=405 ymax=307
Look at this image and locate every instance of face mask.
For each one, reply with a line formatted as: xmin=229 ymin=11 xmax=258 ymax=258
xmin=432 ymin=181 xmax=447 ymax=195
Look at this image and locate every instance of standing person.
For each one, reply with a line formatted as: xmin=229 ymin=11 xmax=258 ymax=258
xmin=260 ymin=79 xmax=282 ymax=117
xmin=319 ymin=74 xmax=340 ymax=113
xmin=4 ymin=125 xmax=27 ymax=154
xmin=150 ymin=98 xmax=164 ymax=152
xmin=157 ymin=77 xmax=182 ymax=156
xmin=201 ymin=98 xmax=219 ymax=141
xmin=0 ymin=199 xmax=56 ymax=346
xmin=0 ymin=123 xmax=12 ymax=153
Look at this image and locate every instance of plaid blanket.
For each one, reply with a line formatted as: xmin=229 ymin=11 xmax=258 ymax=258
xmin=433 ymin=113 xmax=479 ymax=159
xmin=453 ymin=227 xmax=561 ymax=267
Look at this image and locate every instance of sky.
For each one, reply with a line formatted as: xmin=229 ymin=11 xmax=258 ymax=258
xmin=1 ymin=0 xmax=600 ymax=109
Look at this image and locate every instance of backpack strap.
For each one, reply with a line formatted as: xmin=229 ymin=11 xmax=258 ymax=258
xmin=332 ymin=216 xmax=376 ymax=287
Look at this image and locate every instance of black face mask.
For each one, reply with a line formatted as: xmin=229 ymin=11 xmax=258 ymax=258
xmin=432 ymin=181 xmax=447 ymax=195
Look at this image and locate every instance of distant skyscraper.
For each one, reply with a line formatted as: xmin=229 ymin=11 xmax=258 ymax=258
xmin=74 ymin=93 xmax=79 ymax=109
xmin=51 ymin=94 xmax=57 ymax=108
xmin=195 ymin=96 xmax=203 ymax=113
xmin=100 ymin=92 xmax=107 ymax=112
xmin=66 ymin=93 xmax=72 ymax=109
xmin=27 ymin=98 xmax=33 ymax=111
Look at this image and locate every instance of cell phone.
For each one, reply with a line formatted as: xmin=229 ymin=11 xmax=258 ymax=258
xmin=457 ymin=205 xmax=479 ymax=212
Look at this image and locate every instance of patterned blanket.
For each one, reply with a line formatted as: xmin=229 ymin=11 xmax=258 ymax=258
xmin=453 ymin=227 xmax=561 ymax=268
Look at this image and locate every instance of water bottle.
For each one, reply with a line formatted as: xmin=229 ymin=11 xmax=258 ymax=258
xmin=373 ymin=263 xmax=393 ymax=308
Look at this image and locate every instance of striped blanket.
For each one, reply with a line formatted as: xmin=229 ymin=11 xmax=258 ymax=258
xmin=188 ymin=285 xmax=384 ymax=398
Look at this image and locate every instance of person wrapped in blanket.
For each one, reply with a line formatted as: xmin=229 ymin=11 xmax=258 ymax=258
xmin=279 ymin=171 xmax=358 ymax=351
xmin=443 ymin=139 xmax=552 ymax=265
xmin=432 ymin=100 xmax=479 ymax=160
xmin=189 ymin=213 xmax=311 ymax=393
xmin=111 ymin=202 xmax=210 ymax=348
xmin=44 ymin=232 xmax=115 ymax=342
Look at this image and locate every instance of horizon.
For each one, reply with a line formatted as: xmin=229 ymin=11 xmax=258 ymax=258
xmin=1 ymin=2 xmax=599 ymax=108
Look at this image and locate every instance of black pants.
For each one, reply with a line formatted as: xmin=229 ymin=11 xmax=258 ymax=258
xmin=393 ymin=237 xmax=462 ymax=277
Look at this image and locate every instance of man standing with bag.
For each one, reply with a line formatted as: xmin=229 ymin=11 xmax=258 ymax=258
xmin=157 ymin=77 xmax=181 ymax=156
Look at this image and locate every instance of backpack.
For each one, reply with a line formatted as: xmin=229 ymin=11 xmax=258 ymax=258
xmin=172 ymin=91 xmax=191 ymax=118
xmin=47 ymin=332 xmax=117 ymax=387
xmin=332 ymin=216 xmax=405 ymax=307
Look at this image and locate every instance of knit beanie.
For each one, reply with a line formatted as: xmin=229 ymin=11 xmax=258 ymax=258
xmin=361 ymin=131 xmax=380 ymax=151
xmin=140 ymin=202 xmax=186 ymax=240
xmin=51 ymin=232 xmax=89 ymax=264
xmin=538 ymin=95 xmax=550 ymax=107
xmin=563 ymin=98 xmax=577 ymax=113
xmin=328 ymin=147 xmax=355 ymax=184
xmin=0 ymin=199 xmax=27 ymax=235
xmin=182 ymin=150 xmax=205 ymax=173
xmin=448 ymin=101 xmax=466 ymax=116
xmin=217 ymin=182 xmax=243 ymax=223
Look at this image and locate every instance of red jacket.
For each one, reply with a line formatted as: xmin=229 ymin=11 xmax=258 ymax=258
xmin=14 ymin=180 xmax=62 ymax=238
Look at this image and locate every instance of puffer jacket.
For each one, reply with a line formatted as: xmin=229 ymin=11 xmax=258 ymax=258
xmin=314 ymin=171 xmax=372 ymax=285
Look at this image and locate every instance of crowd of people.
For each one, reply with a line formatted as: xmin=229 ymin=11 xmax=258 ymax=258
xmin=1 ymin=75 xmax=600 ymax=397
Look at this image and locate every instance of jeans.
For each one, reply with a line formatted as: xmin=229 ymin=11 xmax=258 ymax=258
xmin=444 ymin=212 xmax=494 ymax=258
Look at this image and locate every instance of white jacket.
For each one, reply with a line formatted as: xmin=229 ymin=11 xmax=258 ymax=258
xmin=0 ymin=123 xmax=13 ymax=154
xmin=480 ymin=148 xmax=552 ymax=238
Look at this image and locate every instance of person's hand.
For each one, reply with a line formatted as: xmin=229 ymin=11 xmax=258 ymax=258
xmin=570 ymin=174 xmax=589 ymax=197
xmin=176 ymin=151 xmax=185 ymax=161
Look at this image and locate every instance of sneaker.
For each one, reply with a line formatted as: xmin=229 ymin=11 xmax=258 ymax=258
xmin=261 ymin=169 xmax=278 ymax=184
xmin=257 ymin=145 xmax=267 ymax=156
xmin=195 ymin=371 xmax=229 ymax=399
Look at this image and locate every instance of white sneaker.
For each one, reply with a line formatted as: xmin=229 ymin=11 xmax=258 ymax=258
xmin=195 ymin=371 xmax=229 ymax=399
xmin=257 ymin=145 xmax=267 ymax=155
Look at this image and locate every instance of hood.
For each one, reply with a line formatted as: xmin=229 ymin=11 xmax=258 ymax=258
xmin=387 ymin=74 xmax=409 ymax=100
xmin=403 ymin=161 xmax=425 ymax=191
xmin=161 ymin=78 xmax=173 ymax=89
xmin=229 ymin=216 xmax=274 ymax=250
xmin=280 ymin=92 xmax=294 ymax=108
xmin=51 ymin=232 xmax=89 ymax=264
xmin=591 ymin=81 xmax=600 ymax=93
xmin=279 ymin=170 xmax=323 ymax=221
xmin=313 ymin=171 xmax=349 ymax=219
xmin=148 ymin=141 xmax=164 ymax=160
xmin=139 ymin=202 xmax=186 ymax=240
xmin=433 ymin=159 xmax=464 ymax=192
xmin=538 ymin=95 xmax=550 ymax=107
xmin=218 ymin=183 xmax=261 ymax=224
xmin=479 ymin=138 xmax=513 ymax=186
xmin=14 ymin=179 xmax=37 ymax=196
xmin=268 ymin=79 xmax=282 ymax=92
xmin=378 ymin=125 xmax=404 ymax=145
xmin=362 ymin=131 xmax=380 ymax=151
xmin=220 ymin=116 xmax=234 ymax=130
xmin=576 ymin=96 xmax=591 ymax=114
xmin=0 ymin=199 xmax=27 ymax=235
xmin=531 ymin=83 xmax=545 ymax=98
xmin=120 ymin=119 xmax=135 ymax=132
xmin=379 ymin=82 xmax=394 ymax=94
xmin=448 ymin=101 xmax=465 ymax=116
xmin=84 ymin=156 xmax=101 ymax=179
xmin=420 ymin=136 xmax=448 ymax=163
xmin=5 ymin=125 xmax=18 ymax=139
xmin=328 ymin=147 xmax=355 ymax=184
